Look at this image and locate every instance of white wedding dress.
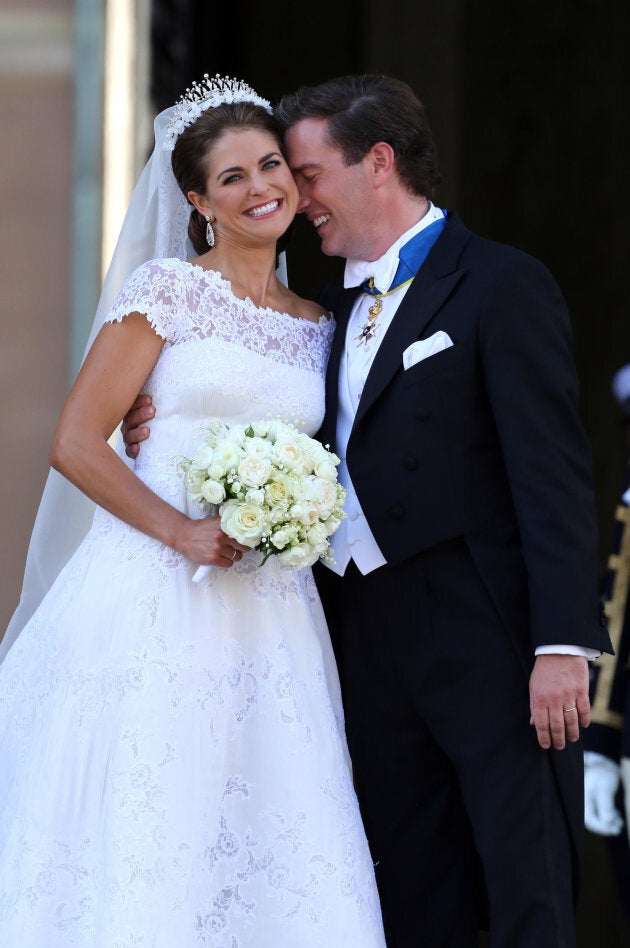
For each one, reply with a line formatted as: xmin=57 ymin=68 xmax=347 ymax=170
xmin=0 ymin=260 xmax=386 ymax=947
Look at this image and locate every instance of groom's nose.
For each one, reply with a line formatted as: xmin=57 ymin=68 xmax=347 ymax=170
xmin=295 ymin=185 xmax=310 ymax=214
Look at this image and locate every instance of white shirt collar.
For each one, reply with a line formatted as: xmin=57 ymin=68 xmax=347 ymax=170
xmin=343 ymin=202 xmax=444 ymax=290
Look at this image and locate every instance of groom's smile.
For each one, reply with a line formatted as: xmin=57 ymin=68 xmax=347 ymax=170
xmin=285 ymin=117 xmax=379 ymax=261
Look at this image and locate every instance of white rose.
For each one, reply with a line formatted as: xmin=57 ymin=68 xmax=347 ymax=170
xmin=214 ymin=442 xmax=242 ymax=472
xmin=295 ymin=436 xmax=316 ymax=468
xmin=302 ymin=476 xmax=338 ymax=517
xmin=207 ymin=460 xmax=226 ymax=480
xmin=296 ymin=440 xmax=318 ymax=475
xmin=289 ymin=501 xmax=320 ymax=527
xmin=270 ymin=528 xmax=290 ymax=550
xmin=268 ymin=503 xmax=289 ymax=526
xmin=323 ymin=515 xmax=342 ymax=536
xmin=251 ymin=420 xmax=270 ymax=437
xmin=193 ymin=444 xmax=215 ymax=469
xmin=278 ymin=542 xmax=319 ymax=569
xmin=274 ymin=439 xmax=305 ymax=472
xmin=307 ymin=522 xmax=329 ymax=548
xmin=265 ymin=477 xmax=290 ymax=506
xmin=314 ymin=458 xmax=338 ymax=481
xmin=267 ymin=419 xmax=293 ymax=442
xmin=245 ymin=487 xmax=265 ymax=505
xmin=201 ymin=479 xmax=226 ymax=505
xmin=272 ymin=522 xmax=300 ymax=546
xmin=220 ymin=500 xmax=266 ymax=546
xmin=226 ymin=423 xmax=247 ymax=444
xmin=238 ymin=456 xmax=273 ymax=488
xmin=243 ymin=435 xmax=272 ymax=459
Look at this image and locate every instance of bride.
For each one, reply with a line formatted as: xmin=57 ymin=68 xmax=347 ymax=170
xmin=0 ymin=76 xmax=386 ymax=946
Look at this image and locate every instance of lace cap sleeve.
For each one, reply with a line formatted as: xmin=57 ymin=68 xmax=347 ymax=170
xmin=104 ymin=259 xmax=186 ymax=342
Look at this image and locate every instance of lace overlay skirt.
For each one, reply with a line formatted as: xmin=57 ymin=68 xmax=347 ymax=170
xmin=0 ymin=510 xmax=385 ymax=947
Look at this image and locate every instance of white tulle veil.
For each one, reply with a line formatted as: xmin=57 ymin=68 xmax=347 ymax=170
xmin=1 ymin=89 xmax=287 ymax=663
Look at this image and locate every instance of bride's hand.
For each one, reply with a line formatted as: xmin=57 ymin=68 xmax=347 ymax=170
xmin=122 ymin=394 xmax=156 ymax=459
xmin=175 ymin=515 xmax=249 ymax=569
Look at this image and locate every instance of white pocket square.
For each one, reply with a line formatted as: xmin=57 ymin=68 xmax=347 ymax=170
xmin=403 ymin=331 xmax=453 ymax=370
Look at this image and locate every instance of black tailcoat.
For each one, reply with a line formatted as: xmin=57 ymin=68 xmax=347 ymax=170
xmin=315 ymin=213 xmax=613 ymax=945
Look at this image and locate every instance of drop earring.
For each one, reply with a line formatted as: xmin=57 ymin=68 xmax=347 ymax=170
xmin=205 ymin=216 xmax=215 ymax=248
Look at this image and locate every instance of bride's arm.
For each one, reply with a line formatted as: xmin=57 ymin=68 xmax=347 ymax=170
xmin=49 ymin=314 xmax=248 ymax=567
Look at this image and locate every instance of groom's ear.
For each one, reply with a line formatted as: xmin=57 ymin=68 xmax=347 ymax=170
xmin=368 ymin=142 xmax=395 ymax=189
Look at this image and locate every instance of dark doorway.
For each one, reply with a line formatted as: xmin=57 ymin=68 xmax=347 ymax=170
xmin=150 ymin=8 xmax=630 ymax=939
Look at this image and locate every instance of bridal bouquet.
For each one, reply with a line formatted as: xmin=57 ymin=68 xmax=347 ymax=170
xmin=181 ymin=419 xmax=345 ymax=579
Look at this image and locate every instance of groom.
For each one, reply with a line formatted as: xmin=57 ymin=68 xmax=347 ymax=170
xmin=125 ymin=75 xmax=612 ymax=946
xmin=275 ymin=75 xmax=613 ymax=947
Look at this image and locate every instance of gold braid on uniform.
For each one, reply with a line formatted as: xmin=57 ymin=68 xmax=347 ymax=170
xmin=592 ymin=504 xmax=630 ymax=729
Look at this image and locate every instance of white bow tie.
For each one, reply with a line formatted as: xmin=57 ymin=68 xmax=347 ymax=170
xmin=343 ymin=204 xmax=444 ymax=292
xmin=343 ymin=252 xmax=399 ymax=293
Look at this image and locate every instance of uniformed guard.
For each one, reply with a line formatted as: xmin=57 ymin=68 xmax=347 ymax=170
xmin=584 ymin=364 xmax=630 ymax=913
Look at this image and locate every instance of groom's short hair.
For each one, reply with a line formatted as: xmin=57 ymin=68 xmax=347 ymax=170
xmin=275 ymin=74 xmax=442 ymax=200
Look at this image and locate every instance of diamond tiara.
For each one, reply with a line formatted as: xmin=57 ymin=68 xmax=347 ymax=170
xmin=163 ymin=74 xmax=273 ymax=151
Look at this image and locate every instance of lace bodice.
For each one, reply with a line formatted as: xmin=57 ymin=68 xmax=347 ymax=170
xmin=106 ymin=259 xmax=335 ymax=509
xmin=108 ymin=259 xmax=332 ymax=372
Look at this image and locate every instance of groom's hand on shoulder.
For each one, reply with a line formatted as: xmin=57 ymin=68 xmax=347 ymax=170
xmin=122 ymin=394 xmax=155 ymax=459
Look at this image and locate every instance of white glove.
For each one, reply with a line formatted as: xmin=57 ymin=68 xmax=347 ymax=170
xmin=621 ymin=757 xmax=630 ymax=845
xmin=584 ymin=751 xmax=624 ymax=835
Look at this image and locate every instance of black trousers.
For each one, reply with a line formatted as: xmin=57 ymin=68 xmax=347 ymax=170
xmin=315 ymin=540 xmax=578 ymax=948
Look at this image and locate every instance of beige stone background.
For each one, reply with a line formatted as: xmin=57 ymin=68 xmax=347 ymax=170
xmin=0 ymin=0 xmax=75 ymax=632
xmin=0 ymin=0 xmax=149 ymax=634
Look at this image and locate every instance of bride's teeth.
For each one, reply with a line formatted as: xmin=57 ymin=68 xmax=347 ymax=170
xmin=248 ymin=201 xmax=279 ymax=217
xmin=313 ymin=214 xmax=330 ymax=228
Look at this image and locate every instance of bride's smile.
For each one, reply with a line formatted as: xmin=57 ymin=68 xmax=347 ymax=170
xmin=244 ymin=198 xmax=282 ymax=218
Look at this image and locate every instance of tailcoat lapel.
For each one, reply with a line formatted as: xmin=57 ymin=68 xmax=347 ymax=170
xmin=352 ymin=214 xmax=472 ymax=431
